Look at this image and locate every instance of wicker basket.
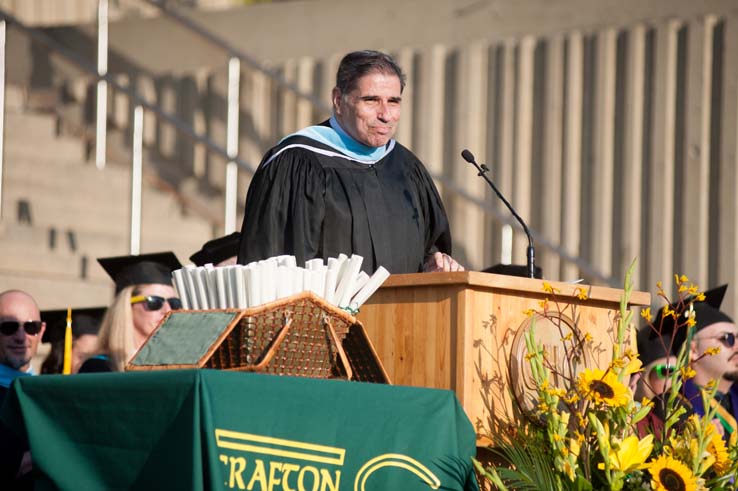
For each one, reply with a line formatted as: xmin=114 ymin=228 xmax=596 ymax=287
xmin=126 ymin=292 xmax=389 ymax=384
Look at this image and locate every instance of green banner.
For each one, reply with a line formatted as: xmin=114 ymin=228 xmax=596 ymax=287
xmin=1 ymin=370 xmax=478 ymax=490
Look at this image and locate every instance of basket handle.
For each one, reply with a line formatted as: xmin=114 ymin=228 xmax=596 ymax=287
xmin=323 ymin=315 xmax=353 ymax=380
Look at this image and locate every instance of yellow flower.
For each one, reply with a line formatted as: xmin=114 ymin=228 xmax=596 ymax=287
xmin=680 ymin=367 xmax=696 ymax=380
xmin=609 ymin=434 xmax=654 ymax=473
xmin=542 ymin=281 xmax=554 ymax=293
xmin=641 ymin=307 xmax=653 ymax=322
xmin=576 ymin=368 xmax=631 ymax=407
xmin=705 ymin=424 xmax=730 ymax=475
xmin=703 ymin=347 xmax=720 ymax=356
xmin=575 ymin=287 xmax=588 ymax=300
xmin=523 ymin=308 xmax=535 ymax=317
xmin=648 ymin=455 xmax=697 ymax=491
xmin=687 ymin=285 xmax=699 ymax=295
xmin=623 ymin=356 xmax=643 ymax=377
xmin=695 ymin=293 xmax=706 ymax=302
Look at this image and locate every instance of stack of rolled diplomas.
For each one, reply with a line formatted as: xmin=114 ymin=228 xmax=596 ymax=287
xmin=171 ymin=254 xmax=390 ymax=313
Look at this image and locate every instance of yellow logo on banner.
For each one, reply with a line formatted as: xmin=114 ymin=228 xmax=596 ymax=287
xmin=215 ymin=428 xmax=441 ymax=491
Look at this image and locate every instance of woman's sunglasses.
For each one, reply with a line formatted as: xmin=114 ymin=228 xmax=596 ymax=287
xmin=0 ymin=320 xmax=43 ymax=336
xmin=651 ymin=364 xmax=676 ymax=380
xmin=130 ymin=295 xmax=182 ymax=311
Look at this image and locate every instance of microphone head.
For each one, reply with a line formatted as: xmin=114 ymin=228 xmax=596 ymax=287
xmin=461 ymin=149 xmax=476 ymax=164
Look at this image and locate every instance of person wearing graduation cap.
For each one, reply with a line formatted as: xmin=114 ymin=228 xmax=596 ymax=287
xmin=658 ymin=284 xmax=738 ymax=441
xmin=634 ymin=327 xmax=680 ymax=438
xmin=190 ymin=231 xmax=240 ymax=267
xmin=238 ymin=50 xmax=464 ymax=274
xmin=78 ymin=252 xmax=182 ymax=373
xmin=40 ymin=307 xmax=105 ymax=374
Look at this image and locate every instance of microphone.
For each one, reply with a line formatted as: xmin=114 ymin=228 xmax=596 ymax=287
xmin=461 ymin=149 xmax=537 ymax=279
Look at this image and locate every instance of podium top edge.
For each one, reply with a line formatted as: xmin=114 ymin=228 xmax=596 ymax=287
xmin=381 ymin=272 xmax=651 ymax=306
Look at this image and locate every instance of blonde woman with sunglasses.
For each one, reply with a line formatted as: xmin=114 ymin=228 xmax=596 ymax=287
xmin=79 ymin=252 xmax=182 ymax=373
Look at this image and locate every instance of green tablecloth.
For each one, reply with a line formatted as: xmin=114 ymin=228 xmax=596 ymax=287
xmin=1 ymin=370 xmax=478 ymax=490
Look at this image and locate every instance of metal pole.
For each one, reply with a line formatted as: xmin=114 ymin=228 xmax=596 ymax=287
xmin=224 ymin=57 xmax=240 ymax=234
xmin=130 ymin=105 xmax=143 ymax=255
xmin=0 ymin=21 xmax=5 ymax=219
xmin=95 ymin=0 xmax=108 ymax=170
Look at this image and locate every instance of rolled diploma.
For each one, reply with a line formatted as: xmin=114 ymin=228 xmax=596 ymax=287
xmin=350 ymin=266 xmax=391 ymax=309
xmin=183 ymin=265 xmax=200 ymax=310
xmin=275 ymin=266 xmax=293 ymax=299
xmin=234 ymin=266 xmax=247 ymax=308
xmin=214 ymin=267 xmax=227 ymax=308
xmin=349 ymin=271 xmax=370 ymax=299
xmin=336 ymin=255 xmax=363 ymax=308
xmin=247 ymin=266 xmax=261 ymax=307
xmin=323 ymin=268 xmax=338 ymax=305
xmin=172 ymin=269 xmax=190 ymax=310
xmin=193 ymin=267 xmax=209 ymax=309
xmin=204 ymin=265 xmax=218 ymax=309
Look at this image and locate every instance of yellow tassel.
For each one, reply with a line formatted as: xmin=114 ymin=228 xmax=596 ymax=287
xmin=62 ymin=307 xmax=72 ymax=375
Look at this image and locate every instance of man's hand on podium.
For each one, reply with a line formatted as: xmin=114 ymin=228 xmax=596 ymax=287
xmin=423 ymin=252 xmax=465 ymax=273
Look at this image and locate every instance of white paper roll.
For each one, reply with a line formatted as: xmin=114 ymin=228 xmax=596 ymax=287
xmin=183 ymin=265 xmax=200 ymax=310
xmin=172 ymin=269 xmax=190 ymax=310
xmin=214 ymin=267 xmax=227 ymax=309
xmin=323 ymin=268 xmax=338 ymax=305
xmin=336 ymin=255 xmax=363 ymax=308
xmin=350 ymin=266 xmax=391 ymax=309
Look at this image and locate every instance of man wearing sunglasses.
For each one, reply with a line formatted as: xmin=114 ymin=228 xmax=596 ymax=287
xmin=0 ymin=290 xmax=45 ymax=406
xmin=662 ymin=284 xmax=738 ymax=441
xmin=0 ymin=289 xmax=45 ymax=488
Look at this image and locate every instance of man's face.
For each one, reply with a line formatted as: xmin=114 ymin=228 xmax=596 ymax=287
xmin=691 ymin=321 xmax=738 ymax=386
xmin=332 ymin=71 xmax=402 ymax=148
xmin=0 ymin=292 xmax=45 ymax=371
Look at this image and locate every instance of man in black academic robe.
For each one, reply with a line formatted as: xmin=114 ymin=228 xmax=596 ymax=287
xmin=238 ymin=50 xmax=463 ymax=274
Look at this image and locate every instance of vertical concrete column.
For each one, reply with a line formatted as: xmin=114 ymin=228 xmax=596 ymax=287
xmin=622 ymin=25 xmax=646 ymax=287
xmin=494 ymin=41 xmax=517 ymax=267
xmin=512 ymin=36 xmax=535 ymax=265
xmin=591 ymin=28 xmax=617 ymax=278
xmin=718 ymin=15 xmax=738 ymax=314
xmin=280 ymin=59 xmax=298 ymax=136
xmin=413 ymin=45 xmax=447 ymax=180
xmin=394 ymin=47 xmax=415 ymax=149
xmin=541 ymin=34 xmax=565 ymax=279
xmin=451 ymin=42 xmax=488 ymax=270
xmin=562 ymin=31 xmax=584 ymax=282
xmin=296 ymin=57 xmax=315 ymax=129
xmin=681 ymin=16 xmax=717 ymax=287
xmin=647 ymin=20 xmax=680 ymax=295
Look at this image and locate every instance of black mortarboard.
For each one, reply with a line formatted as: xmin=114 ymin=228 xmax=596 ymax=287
xmin=652 ymin=284 xmax=733 ymax=350
xmin=41 ymin=307 xmax=107 ymax=344
xmin=98 ymin=252 xmax=182 ymax=293
xmin=189 ymin=232 xmax=241 ymax=266
xmin=637 ymin=326 xmax=674 ymax=368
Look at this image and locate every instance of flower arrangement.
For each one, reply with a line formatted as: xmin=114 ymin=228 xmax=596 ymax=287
xmin=474 ymin=265 xmax=738 ymax=490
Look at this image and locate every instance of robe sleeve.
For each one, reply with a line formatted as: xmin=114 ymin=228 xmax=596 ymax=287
xmin=238 ymin=148 xmax=326 ymax=267
xmin=409 ymin=154 xmax=452 ymax=258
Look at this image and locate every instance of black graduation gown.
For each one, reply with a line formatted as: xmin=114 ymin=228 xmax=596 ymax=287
xmin=238 ymin=126 xmax=452 ymax=274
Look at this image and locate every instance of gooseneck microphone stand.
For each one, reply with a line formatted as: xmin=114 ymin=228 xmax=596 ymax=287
xmin=461 ymin=149 xmax=537 ymax=279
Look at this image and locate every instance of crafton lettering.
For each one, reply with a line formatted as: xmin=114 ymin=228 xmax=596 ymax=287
xmin=219 ymin=456 xmax=340 ymax=491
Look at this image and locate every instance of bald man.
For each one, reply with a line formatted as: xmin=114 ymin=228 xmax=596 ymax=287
xmin=0 ymin=290 xmax=44 ymax=488
xmin=0 ymin=290 xmax=45 ymax=405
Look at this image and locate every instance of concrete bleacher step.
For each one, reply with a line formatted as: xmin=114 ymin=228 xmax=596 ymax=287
xmin=1 ymin=94 xmax=219 ymax=308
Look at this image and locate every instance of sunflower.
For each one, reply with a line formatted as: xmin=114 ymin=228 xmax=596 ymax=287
xmin=705 ymin=425 xmax=730 ymax=475
xmin=647 ymin=455 xmax=698 ymax=491
xmin=576 ymin=368 xmax=631 ymax=407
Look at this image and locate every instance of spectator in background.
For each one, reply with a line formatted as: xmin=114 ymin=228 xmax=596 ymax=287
xmin=40 ymin=307 xmax=105 ymax=374
xmin=79 ymin=252 xmax=182 ymax=373
xmin=657 ymin=284 xmax=738 ymax=442
xmin=0 ymin=290 xmax=45 ymax=488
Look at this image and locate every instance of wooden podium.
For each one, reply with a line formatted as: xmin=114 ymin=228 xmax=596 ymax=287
xmin=356 ymin=272 xmax=650 ymax=443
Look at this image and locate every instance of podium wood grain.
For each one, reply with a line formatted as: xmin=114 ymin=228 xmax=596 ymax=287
xmin=356 ymin=271 xmax=650 ymax=442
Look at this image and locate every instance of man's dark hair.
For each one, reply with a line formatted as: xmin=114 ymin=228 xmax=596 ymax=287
xmin=335 ymin=50 xmax=406 ymax=95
